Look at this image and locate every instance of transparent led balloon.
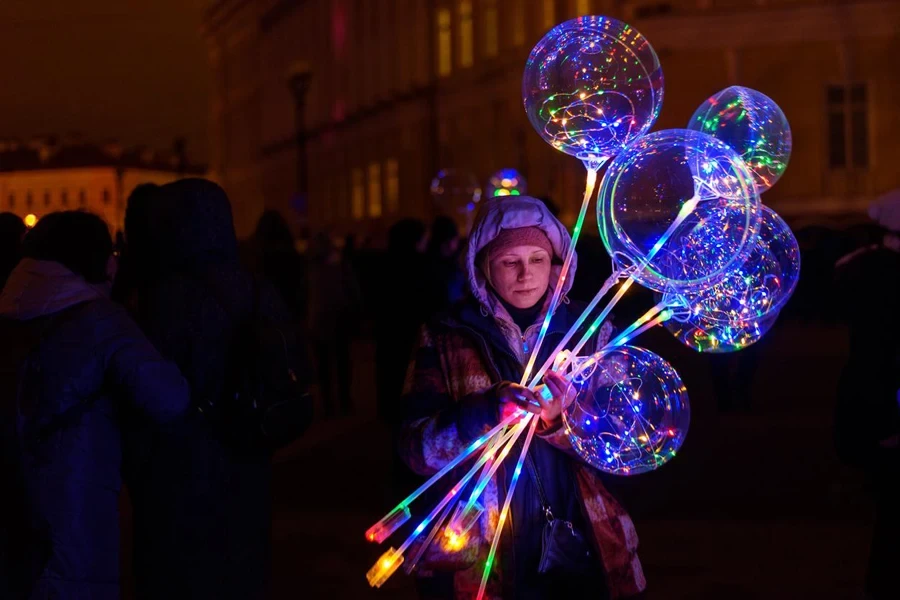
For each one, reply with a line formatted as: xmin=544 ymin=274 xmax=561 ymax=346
xmin=688 ymin=86 xmax=792 ymax=193
xmin=562 ymin=346 xmax=689 ymax=475
xmin=523 ymin=16 xmax=664 ymax=167
xmin=598 ymin=129 xmax=762 ymax=294
xmin=661 ymin=206 xmax=800 ymax=353
xmin=430 ymin=169 xmax=482 ymax=216
xmin=485 ymin=168 xmax=528 ymax=198
xmin=665 ymin=309 xmax=781 ymax=353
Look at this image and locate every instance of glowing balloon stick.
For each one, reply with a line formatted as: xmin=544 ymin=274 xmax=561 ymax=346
xmin=607 ymin=309 xmax=674 ymax=349
xmin=367 ymin=422 xmax=525 ymax=588
xmin=521 ymin=166 xmax=601 ymax=386
xmin=557 ymin=195 xmax=701 ymax=366
xmin=403 ymin=488 xmax=459 ymax=574
xmin=476 ymin=415 xmax=540 ymax=600
xmin=396 ymin=423 xmax=524 ymax=552
xmin=450 ymin=408 xmax=535 ymax=531
xmin=556 ymin=301 xmax=670 ymax=374
xmin=366 ymin=410 xmax=524 ymax=544
xmin=525 ymin=269 xmax=624 ymax=390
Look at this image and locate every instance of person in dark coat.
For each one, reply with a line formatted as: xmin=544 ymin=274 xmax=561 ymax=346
xmin=398 ymin=196 xmax=645 ymax=599
xmin=423 ymin=216 xmax=465 ymax=319
xmin=0 ymin=212 xmax=26 ymax=290
xmin=834 ymin=194 xmax=900 ymax=600
xmin=0 ymin=211 xmax=190 ymax=600
xmin=375 ymin=219 xmax=430 ymax=424
xmin=307 ymin=232 xmax=361 ymax=417
xmin=110 ymin=183 xmax=159 ymax=312
xmin=251 ymin=210 xmax=309 ymax=322
xmin=123 ymin=178 xmax=308 ymax=600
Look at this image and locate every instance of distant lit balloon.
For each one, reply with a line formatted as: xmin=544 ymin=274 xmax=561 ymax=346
xmin=688 ymin=86 xmax=791 ymax=193
xmin=563 ymin=345 xmax=689 ymax=475
xmin=598 ymin=129 xmax=762 ymax=294
xmin=430 ymin=169 xmax=482 ymax=215
xmin=485 ymin=169 xmax=527 ymax=198
xmin=523 ymin=16 xmax=664 ymax=168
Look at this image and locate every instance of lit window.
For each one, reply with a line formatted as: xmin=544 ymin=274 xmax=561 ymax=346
xmin=368 ymin=162 xmax=383 ymax=218
xmin=61 ymin=190 xmax=68 ymax=206
xmin=102 ymin=189 xmax=111 ymax=204
xmin=385 ymin=159 xmax=399 ymax=213
xmin=44 ymin=191 xmax=51 ymax=207
xmin=437 ymin=8 xmax=452 ymax=76
xmin=25 ymin=192 xmax=33 ymax=208
xmin=512 ymin=0 xmax=525 ymax=46
xmin=7 ymin=193 xmax=14 ymax=209
xmin=827 ymin=83 xmax=869 ymax=169
xmin=543 ymin=0 xmax=556 ymax=30
xmin=351 ymin=168 xmax=365 ymax=220
xmin=458 ymin=1 xmax=474 ymax=68
xmin=483 ymin=0 xmax=498 ymax=58
xmin=575 ymin=0 xmax=591 ymax=16
xmin=79 ymin=190 xmax=87 ymax=206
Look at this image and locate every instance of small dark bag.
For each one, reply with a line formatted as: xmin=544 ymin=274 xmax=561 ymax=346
xmin=526 ymin=454 xmax=596 ymax=576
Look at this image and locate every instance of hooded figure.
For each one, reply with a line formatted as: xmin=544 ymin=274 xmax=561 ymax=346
xmin=122 ymin=179 xmax=310 ymax=600
xmin=834 ymin=191 xmax=900 ymax=599
xmin=0 ymin=211 xmax=190 ymax=600
xmin=398 ymin=196 xmax=645 ymax=599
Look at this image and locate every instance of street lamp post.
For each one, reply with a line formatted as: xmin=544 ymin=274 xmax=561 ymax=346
xmin=287 ymin=62 xmax=312 ymax=229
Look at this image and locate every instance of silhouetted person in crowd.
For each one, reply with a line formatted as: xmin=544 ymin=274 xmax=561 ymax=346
xmin=834 ymin=193 xmax=900 ymax=600
xmin=308 ymin=232 xmax=360 ymax=417
xmin=122 ymin=179 xmax=311 ymax=600
xmin=374 ymin=218 xmax=429 ymax=424
xmin=0 ymin=212 xmax=26 ymax=290
xmin=252 ymin=210 xmax=309 ymax=323
xmin=0 ymin=211 xmax=189 ymax=600
xmin=423 ymin=216 xmax=465 ymax=318
xmin=111 ymin=183 xmax=160 ymax=312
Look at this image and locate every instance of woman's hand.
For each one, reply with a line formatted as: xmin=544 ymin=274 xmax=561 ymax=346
xmin=497 ymin=382 xmax=542 ymax=423
xmin=497 ymin=371 xmax=576 ymax=427
xmin=538 ymin=371 xmax=577 ymax=427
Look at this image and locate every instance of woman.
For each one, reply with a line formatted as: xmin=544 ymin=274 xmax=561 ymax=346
xmin=122 ymin=179 xmax=310 ymax=600
xmin=399 ymin=196 xmax=645 ymax=599
xmin=0 ymin=211 xmax=190 ymax=599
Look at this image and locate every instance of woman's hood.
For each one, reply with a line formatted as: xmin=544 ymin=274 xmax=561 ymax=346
xmin=466 ymin=195 xmax=576 ymax=314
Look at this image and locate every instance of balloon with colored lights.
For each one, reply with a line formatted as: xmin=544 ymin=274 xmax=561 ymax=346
xmin=688 ymin=86 xmax=792 ymax=193
xmin=562 ymin=345 xmax=689 ymax=475
xmin=523 ymin=15 xmax=664 ymax=168
xmin=661 ymin=206 xmax=800 ymax=352
xmin=485 ymin=168 xmax=527 ymax=198
xmin=597 ymin=128 xmax=762 ymax=294
xmin=430 ymin=169 xmax=482 ymax=217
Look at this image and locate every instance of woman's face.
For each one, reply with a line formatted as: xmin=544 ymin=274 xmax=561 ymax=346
xmin=488 ymin=245 xmax=552 ymax=309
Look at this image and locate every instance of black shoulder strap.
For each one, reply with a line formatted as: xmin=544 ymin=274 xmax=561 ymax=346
xmin=525 ymin=451 xmax=552 ymax=516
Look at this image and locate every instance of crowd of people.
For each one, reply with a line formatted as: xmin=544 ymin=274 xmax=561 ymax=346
xmin=0 ymin=178 xmax=897 ymax=599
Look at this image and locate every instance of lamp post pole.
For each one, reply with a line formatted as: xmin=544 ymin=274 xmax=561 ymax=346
xmin=287 ymin=63 xmax=312 ymax=229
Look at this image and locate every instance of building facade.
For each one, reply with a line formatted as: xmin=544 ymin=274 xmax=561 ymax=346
xmin=202 ymin=0 xmax=900 ymax=238
xmin=0 ymin=138 xmax=205 ymax=232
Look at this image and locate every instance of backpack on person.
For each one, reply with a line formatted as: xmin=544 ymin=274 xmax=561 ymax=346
xmin=201 ymin=284 xmax=313 ymax=453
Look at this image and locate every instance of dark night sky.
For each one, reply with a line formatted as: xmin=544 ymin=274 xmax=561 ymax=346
xmin=0 ymin=0 xmax=210 ymax=161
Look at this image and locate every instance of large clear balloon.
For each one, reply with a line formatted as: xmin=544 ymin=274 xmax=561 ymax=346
xmin=661 ymin=206 xmax=800 ymax=352
xmin=562 ymin=346 xmax=689 ymax=475
xmin=523 ymin=16 xmax=664 ymax=168
xmin=430 ymin=169 xmax=482 ymax=217
xmin=688 ymin=86 xmax=791 ymax=193
xmin=485 ymin=168 xmax=528 ymax=198
xmin=598 ymin=129 xmax=762 ymax=294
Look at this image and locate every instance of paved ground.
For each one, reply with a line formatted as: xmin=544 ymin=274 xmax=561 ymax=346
xmin=268 ymin=317 xmax=876 ymax=599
